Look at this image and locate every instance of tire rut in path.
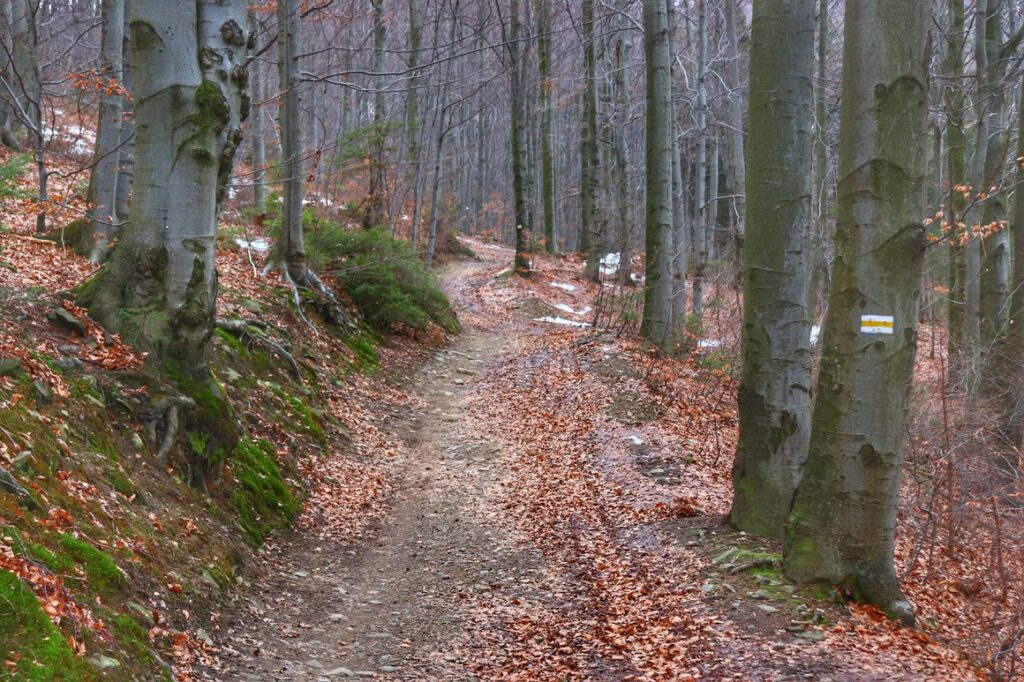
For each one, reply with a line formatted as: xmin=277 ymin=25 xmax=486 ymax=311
xmin=218 ymin=325 xmax=541 ymax=681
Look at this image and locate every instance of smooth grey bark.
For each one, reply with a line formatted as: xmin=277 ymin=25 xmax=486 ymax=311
xmin=945 ymin=0 xmax=968 ymax=357
xmin=722 ymin=0 xmax=745 ymax=259
xmin=731 ymin=0 xmax=814 ymax=540
xmin=611 ymin=3 xmax=632 ymax=284
xmin=114 ymin=16 xmax=135 ymax=223
xmin=639 ymin=0 xmax=675 ymax=348
xmin=581 ymin=0 xmax=602 ymax=281
xmin=509 ymin=0 xmax=532 ymax=274
xmin=808 ymin=0 xmax=829 ymax=313
xmin=86 ymin=0 xmax=125 ymax=263
xmin=364 ymin=0 xmax=387 ymax=230
xmin=993 ymin=72 xmax=1024 ymax=456
xmin=405 ymin=0 xmax=423 ymax=244
xmin=7 ymin=0 xmax=45 ymax=232
xmin=784 ymin=0 xmax=930 ymax=625
xmin=84 ymin=0 xmax=251 ymax=368
xmin=536 ymin=0 xmax=556 ymax=253
xmin=669 ymin=2 xmax=686 ymax=331
xmin=964 ymin=0 xmax=988 ymax=351
xmin=249 ymin=13 xmax=266 ymax=213
xmin=0 ymin=5 xmax=22 ymax=150
xmin=690 ymin=0 xmax=708 ymax=321
xmin=978 ymin=1 xmax=1012 ymax=346
xmin=276 ymin=0 xmax=306 ymax=279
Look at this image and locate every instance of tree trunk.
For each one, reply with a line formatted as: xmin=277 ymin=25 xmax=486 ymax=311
xmin=783 ymin=0 xmax=930 ymax=626
xmin=978 ymin=1 xmax=1011 ymax=346
xmin=115 ymin=16 xmax=135 ymax=223
xmin=509 ymin=0 xmax=532 ymax=275
xmin=945 ymin=0 xmax=968 ymax=358
xmin=730 ymin=0 xmax=814 ymax=540
xmin=612 ymin=4 xmax=632 ymax=284
xmin=993 ymin=72 xmax=1024 ymax=465
xmin=536 ymin=0 xmax=556 ymax=253
xmin=669 ymin=1 xmax=686 ymax=331
xmin=723 ymin=0 xmax=745 ymax=262
xmin=277 ymin=0 xmax=306 ymax=279
xmin=639 ymin=0 xmax=675 ymax=348
xmin=581 ymin=0 xmax=602 ymax=281
xmin=0 ymin=5 xmax=23 ymax=150
xmin=405 ymin=0 xmax=422 ymax=243
xmin=808 ymin=0 xmax=829 ymax=314
xmin=250 ymin=13 xmax=266 ymax=213
xmin=83 ymin=0 xmax=250 ymax=370
xmin=86 ymin=0 xmax=125 ymax=263
xmin=690 ymin=0 xmax=708 ymax=322
xmin=364 ymin=0 xmax=387 ymax=230
xmin=964 ymin=0 xmax=989 ymax=352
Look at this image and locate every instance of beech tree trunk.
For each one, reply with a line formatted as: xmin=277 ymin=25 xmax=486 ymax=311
xmin=580 ymin=0 xmax=601 ymax=281
xmin=978 ymin=1 xmax=1011 ymax=346
xmin=722 ymin=0 xmax=745 ymax=260
xmin=783 ymin=0 xmax=929 ymax=626
xmin=86 ymin=0 xmax=125 ymax=263
xmin=277 ymin=0 xmax=306 ymax=280
xmin=945 ymin=0 xmax=968 ymax=358
xmin=690 ymin=0 xmax=708 ymax=322
xmin=249 ymin=13 xmax=266 ymax=214
xmin=115 ymin=14 xmax=135 ymax=223
xmin=731 ymin=0 xmax=814 ymax=539
xmin=509 ymin=0 xmax=532 ymax=275
xmin=83 ymin=0 xmax=251 ymax=369
xmin=536 ymin=0 xmax=556 ymax=253
xmin=364 ymin=0 xmax=387 ymax=230
xmin=639 ymin=0 xmax=674 ymax=348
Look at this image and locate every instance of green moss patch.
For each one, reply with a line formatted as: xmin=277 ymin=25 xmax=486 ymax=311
xmin=0 ymin=569 xmax=94 ymax=681
xmin=58 ymin=534 xmax=126 ymax=595
xmin=231 ymin=438 xmax=301 ymax=546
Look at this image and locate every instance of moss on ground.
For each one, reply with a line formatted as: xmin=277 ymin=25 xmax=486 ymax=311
xmin=58 ymin=534 xmax=126 ymax=595
xmin=0 ymin=569 xmax=95 ymax=681
xmin=231 ymin=438 xmax=301 ymax=546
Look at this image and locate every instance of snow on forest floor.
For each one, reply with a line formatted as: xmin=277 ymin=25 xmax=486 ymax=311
xmin=206 ymin=241 xmax=981 ymax=681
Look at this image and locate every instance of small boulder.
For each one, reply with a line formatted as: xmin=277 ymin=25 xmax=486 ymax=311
xmin=47 ymin=307 xmax=87 ymax=336
xmin=0 ymin=358 xmax=25 ymax=378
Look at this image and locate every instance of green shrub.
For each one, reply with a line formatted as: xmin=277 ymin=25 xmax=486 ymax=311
xmin=308 ymin=224 xmax=458 ymax=334
xmin=232 ymin=438 xmax=301 ymax=546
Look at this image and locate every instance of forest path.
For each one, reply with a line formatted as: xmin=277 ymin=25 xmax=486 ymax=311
xmin=216 ymin=246 xmax=543 ymax=681
xmin=211 ymin=242 xmax=964 ymax=681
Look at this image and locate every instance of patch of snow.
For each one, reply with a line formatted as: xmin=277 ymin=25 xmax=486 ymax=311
xmin=553 ymin=303 xmax=593 ymax=317
xmin=628 ymin=435 xmax=645 ymax=446
xmin=630 ymin=273 xmax=644 ymax=284
xmin=235 ymin=237 xmax=272 ymax=253
xmin=494 ymin=267 xmax=512 ymax=277
xmin=600 ymin=252 xmax=620 ymax=276
xmin=810 ymin=324 xmax=821 ymax=345
xmin=549 ymin=282 xmax=577 ymax=292
xmin=533 ymin=316 xmax=590 ymax=329
xmin=697 ymin=339 xmax=722 ymax=349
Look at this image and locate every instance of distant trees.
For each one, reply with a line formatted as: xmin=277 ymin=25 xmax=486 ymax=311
xmin=85 ymin=0 xmax=125 ymax=263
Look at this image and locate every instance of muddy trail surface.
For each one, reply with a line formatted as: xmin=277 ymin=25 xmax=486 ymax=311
xmin=211 ymin=242 xmax=978 ymax=682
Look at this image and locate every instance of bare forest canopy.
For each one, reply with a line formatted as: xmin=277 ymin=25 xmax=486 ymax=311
xmin=0 ymin=0 xmax=1023 ymax=680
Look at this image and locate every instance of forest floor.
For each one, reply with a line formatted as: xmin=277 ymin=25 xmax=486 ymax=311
xmin=205 ymin=241 xmax=980 ymax=682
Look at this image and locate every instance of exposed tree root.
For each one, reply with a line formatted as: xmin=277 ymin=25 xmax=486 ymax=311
xmin=216 ymin=318 xmax=302 ymax=380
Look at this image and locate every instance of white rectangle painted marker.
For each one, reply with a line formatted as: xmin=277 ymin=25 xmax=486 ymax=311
xmin=860 ymin=315 xmax=894 ymax=334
